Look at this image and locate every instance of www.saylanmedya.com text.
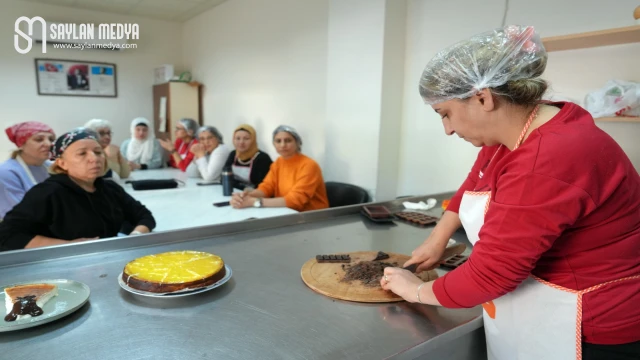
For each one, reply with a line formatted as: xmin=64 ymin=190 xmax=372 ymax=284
xmin=52 ymin=42 xmax=138 ymax=50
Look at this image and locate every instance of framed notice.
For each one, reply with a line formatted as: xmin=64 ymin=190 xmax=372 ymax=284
xmin=35 ymin=58 xmax=117 ymax=97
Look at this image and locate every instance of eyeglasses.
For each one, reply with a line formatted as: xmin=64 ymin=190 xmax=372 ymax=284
xmin=98 ymin=131 xmax=112 ymax=137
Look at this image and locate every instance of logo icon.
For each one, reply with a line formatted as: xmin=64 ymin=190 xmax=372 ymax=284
xmin=14 ymin=16 xmax=47 ymax=54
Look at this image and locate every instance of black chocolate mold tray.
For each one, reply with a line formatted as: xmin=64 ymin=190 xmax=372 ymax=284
xmin=393 ymin=211 xmax=439 ymax=228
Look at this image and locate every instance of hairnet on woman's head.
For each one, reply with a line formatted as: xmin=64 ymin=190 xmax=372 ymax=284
xmin=418 ymin=25 xmax=547 ymax=105
xmin=197 ymin=125 xmax=224 ymax=143
xmin=179 ymin=118 xmax=199 ymax=136
xmin=273 ymin=125 xmax=302 ymax=148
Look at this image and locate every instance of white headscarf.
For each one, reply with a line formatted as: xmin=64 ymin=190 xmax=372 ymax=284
xmin=126 ymin=117 xmax=155 ymax=164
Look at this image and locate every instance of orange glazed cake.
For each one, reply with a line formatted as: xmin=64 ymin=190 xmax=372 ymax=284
xmin=122 ymin=251 xmax=225 ymax=293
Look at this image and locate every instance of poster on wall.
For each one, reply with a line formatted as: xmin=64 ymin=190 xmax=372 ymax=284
xmin=34 ymin=59 xmax=117 ymax=97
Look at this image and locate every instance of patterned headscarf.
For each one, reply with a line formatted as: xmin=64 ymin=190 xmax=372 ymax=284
xmin=5 ymin=121 xmax=55 ymax=147
xmin=51 ymin=128 xmax=99 ymax=159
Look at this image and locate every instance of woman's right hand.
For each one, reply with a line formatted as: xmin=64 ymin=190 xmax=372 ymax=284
xmin=230 ymin=192 xmax=245 ymax=208
xmin=404 ymin=210 xmax=462 ymax=272
xmin=190 ymin=143 xmax=206 ymax=158
xmin=403 ymin=238 xmax=448 ymax=273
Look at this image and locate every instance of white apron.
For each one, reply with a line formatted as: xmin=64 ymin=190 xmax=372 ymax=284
xmin=457 ymin=104 xmax=638 ymax=360
xmin=459 ymin=187 xmax=638 ymax=360
xmin=16 ymin=155 xmax=41 ymax=185
xmin=232 ymin=153 xmax=259 ymax=185
xmin=232 ymin=163 xmax=251 ymax=184
xmin=178 ymin=140 xmax=194 ymax=160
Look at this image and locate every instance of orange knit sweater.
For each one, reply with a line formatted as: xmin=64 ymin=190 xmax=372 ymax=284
xmin=257 ymin=153 xmax=328 ymax=212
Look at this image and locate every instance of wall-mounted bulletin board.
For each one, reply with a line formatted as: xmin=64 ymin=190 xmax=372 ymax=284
xmin=35 ymin=58 xmax=117 ymax=97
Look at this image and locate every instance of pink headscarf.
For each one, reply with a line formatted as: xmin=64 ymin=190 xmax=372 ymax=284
xmin=5 ymin=122 xmax=55 ymax=147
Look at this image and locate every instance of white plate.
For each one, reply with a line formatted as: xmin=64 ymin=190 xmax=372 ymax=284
xmin=0 ymin=279 xmax=90 ymax=332
xmin=117 ymin=264 xmax=232 ymax=298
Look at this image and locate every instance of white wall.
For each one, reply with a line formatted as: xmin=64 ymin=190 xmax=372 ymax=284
xmin=183 ymin=0 xmax=406 ymax=200
xmin=325 ymin=0 xmax=386 ymax=193
xmin=398 ymin=0 xmax=640 ymax=197
xmin=324 ymin=0 xmax=407 ymax=201
xmin=182 ymin=0 xmax=329 ymax=165
xmin=376 ymin=0 xmax=406 ymax=201
xmin=0 ymin=0 xmax=183 ymax=156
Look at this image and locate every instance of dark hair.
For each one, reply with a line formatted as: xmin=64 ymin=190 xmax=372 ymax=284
xmin=135 ymin=123 xmax=148 ymax=128
xmin=490 ymin=53 xmax=547 ymax=106
xmin=491 ymin=78 xmax=548 ymax=106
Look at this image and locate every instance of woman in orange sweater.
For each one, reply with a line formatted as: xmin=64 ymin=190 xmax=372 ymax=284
xmin=230 ymin=125 xmax=328 ymax=212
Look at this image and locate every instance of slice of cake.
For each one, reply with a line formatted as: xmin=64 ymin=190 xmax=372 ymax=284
xmin=4 ymin=283 xmax=58 ymax=322
xmin=122 ymin=251 xmax=226 ymax=293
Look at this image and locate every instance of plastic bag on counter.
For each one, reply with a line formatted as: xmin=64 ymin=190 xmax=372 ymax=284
xmin=584 ymin=80 xmax=640 ymax=118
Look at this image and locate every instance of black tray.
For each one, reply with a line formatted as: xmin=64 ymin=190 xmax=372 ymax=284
xmin=359 ymin=210 xmax=395 ymax=224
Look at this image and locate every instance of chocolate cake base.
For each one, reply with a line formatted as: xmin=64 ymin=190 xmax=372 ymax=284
xmin=122 ymin=266 xmax=226 ymax=293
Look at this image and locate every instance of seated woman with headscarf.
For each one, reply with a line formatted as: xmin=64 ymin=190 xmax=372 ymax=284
xmin=0 ymin=122 xmax=55 ymax=219
xmin=186 ymin=126 xmax=231 ymax=182
xmin=84 ymin=119 xmax=130 ymax=179
xmin=120 ymin=117 xmax=164 ymax=170
xmin=0 ymin=128 xmax=156 ymax=251
xmin=159 ymin=118 xmax=199 ymax=171
xmin=223 ymin=124 xmax=272 ymax=190
xmin=230 ymin=125 xmax=328 ymax=212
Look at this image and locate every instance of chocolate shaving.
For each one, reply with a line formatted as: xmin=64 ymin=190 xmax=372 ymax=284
xmin=341 ymin=260 xmax=398 ymax=287
xmin=372 ymin=251 xmax=390 ymax=261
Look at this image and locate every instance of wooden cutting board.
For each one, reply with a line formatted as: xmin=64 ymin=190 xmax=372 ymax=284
xmin=300 ymin=251 xmax=438 ymax=303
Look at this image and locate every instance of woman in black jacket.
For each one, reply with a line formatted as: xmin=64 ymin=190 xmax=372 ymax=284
xmin=0 ymin=128 xmax=156 ymax=251
xmin=223 ymin=124 xmax=272 ymax=190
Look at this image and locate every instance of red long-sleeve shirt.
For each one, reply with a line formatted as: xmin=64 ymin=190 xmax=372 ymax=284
xmin=433 ymin=102 xmax=640 ymax=345
xmin=168 ymin=138 xmax=197 ymax=172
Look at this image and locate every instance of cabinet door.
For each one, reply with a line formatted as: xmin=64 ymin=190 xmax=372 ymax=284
xmin=152 ymin=83 xmax=170 ymax=141
xmin=169 ymin=82 xmax=200 ymax=141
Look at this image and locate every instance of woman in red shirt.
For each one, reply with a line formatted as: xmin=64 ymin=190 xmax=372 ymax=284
xmin=382 ymin=26 xmax=639 ymax=360
xmin=159 ymin=118 xmax=199 ymax=171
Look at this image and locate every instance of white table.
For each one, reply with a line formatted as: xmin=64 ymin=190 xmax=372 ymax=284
xmin=115 ymin=169 xmax=297 ymax=232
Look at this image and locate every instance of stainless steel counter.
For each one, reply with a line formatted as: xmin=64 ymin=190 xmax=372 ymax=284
xmin=0 ymin=195 xmax=484 ymax=360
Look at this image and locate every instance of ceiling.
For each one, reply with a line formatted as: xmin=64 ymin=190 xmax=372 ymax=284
xmin=16 ymin=0 xmax=229 ymax=22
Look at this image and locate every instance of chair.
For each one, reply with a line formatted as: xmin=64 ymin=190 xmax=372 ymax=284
xmin=325 ymin=182 xmax=370 ymax=208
